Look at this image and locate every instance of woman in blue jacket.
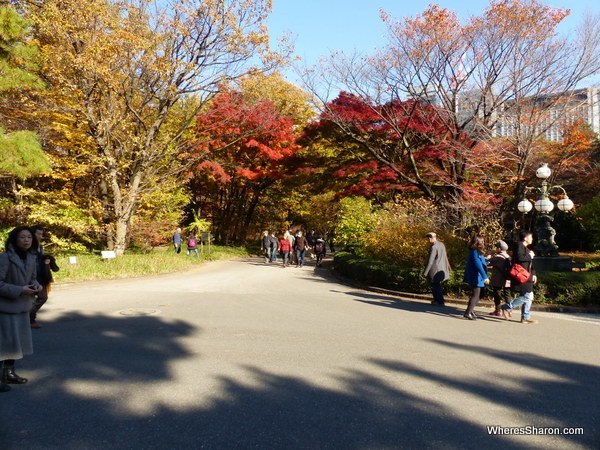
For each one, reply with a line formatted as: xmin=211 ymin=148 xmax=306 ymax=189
xmin=463 ymin=235 xmax=490 ymax=320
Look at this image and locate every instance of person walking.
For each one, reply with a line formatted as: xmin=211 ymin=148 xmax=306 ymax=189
xmin=261 ymin=231 xmax=271 ymax=263
xmin=279 ymin=233 xmax=292 ymax=267
xmin=0 ymin=226 xmax=42 ymax=393
xmin=186 ymin=235 xmax=199 ymax=257
xmin=294 ymin=231 xmax=309 ymax=268
xmin=269 ymin=232 xmax=279 ymax=262
xmin=423 ymin=232 xmax=451 ymax=306
xmin=462 ymin=235 xmax=490 ymax=320
xmin=314 ymin=236 xmax=326 ymax=267
xmin=502 ymin=230 xmax=539 ymax=324
xmin=29 ymin=226 xmax=59 ymax=329
xmin=285 ymin=231 xmax=296 ymax=265
xmin=172 ymin=227 xmax=182 ymax=254
xmin=488 ymin=241 xmax=511 ymax=317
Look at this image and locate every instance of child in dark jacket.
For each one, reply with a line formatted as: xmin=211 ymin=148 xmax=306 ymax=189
xmin=314 ymin=238 xmax=326 ymax=267
xmin=487 ymin=241 xmax=511 ymax=316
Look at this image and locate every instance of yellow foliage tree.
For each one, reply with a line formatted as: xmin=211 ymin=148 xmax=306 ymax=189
xmin=27 ymin=0 xmax=284 ymax=254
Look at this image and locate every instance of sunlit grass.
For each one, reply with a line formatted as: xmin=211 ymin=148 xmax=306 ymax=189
xmin=54 ymin=246 xmax=250 ymax=283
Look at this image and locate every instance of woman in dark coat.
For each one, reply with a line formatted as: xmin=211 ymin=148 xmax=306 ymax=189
xmin=502 ymin=230 xmax=538 ymax=324
xmin=0 ymin=226 xmax=41 ymax=392
xmin=462 ymin=235 xmax=490 ymax=320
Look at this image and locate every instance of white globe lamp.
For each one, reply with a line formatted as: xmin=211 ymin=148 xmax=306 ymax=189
xmin=535 ymin=198 xmax=554 ymax=213
xmin=517 ymin=199 xmax=533 ymax=213
xmin=557 ymin=197 xmax=574 ymax=212
xmin=536 ymin=163 xmax=551 ymax=179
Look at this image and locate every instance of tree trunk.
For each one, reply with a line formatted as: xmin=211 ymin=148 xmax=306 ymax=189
xmin=113 ymin=217 xmax=129 ymax=256
xmin=99 ymin=179 xmax=115 ymax=250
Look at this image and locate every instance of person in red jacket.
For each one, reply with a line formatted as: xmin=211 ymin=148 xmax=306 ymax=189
xmin=279 ymin=234 xmax=292 ymax=267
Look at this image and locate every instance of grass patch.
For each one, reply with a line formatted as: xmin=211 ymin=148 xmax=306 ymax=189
xmin=562 ymin=251 xmax=600 ymax=271
xmin=54 ymin=246 xmax=249 ymax=283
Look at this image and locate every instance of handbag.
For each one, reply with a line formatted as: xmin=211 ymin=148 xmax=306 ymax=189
xmin=509 ymin=263 xmax=530 ymax=284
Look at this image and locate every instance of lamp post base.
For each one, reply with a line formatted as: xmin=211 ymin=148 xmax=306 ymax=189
xmin=535 ymin=213 xmax=559 ymax=257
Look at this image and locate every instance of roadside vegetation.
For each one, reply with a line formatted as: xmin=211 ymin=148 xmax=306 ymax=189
xmin=54 ymin=246 xmax=249 ymax=283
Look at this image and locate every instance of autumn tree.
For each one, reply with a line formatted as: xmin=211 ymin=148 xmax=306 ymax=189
xmin=24 ymin=0 xmax=283 ymax=254
xmin=189 ymin=85 xmax=300 ymax=243
xmin=533 ymin=120 xmax=600 ymax=203
xmin=303 ymin=0 xmax=600 ymax=227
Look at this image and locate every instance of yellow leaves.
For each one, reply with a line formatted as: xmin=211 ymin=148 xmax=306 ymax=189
xmin=238 ymin=72 xmax=314 ymax=127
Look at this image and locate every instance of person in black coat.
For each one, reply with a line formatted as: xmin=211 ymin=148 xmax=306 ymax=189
xmin=502 ymin=230 xmax=538 ymax=324
xmin=29 ymin=226 xmax=59 ymax=329
xmin=261 ymin=231 xmax=271 ymax=263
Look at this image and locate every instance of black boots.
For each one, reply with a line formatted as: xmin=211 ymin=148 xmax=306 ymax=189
xmin=1 ymin=360 xmax=28 ymax=390
xmin=0 ymin=360 xmax=28 ymax=392
xmin=3 ymin=367 xmax=28 ymax=384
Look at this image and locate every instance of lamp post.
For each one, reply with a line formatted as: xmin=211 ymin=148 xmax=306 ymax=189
xmin=516 ymin=163 xmax=574 ymax=257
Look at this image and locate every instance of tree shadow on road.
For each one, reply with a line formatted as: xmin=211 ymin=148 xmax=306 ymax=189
xmin=1 ymin=312 xmax=597 ymax=449
xmin=370 ymin=339 xmax=600 ymax=447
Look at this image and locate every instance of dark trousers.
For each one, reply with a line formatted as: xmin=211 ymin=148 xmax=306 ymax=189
xmin=430 ymin=281 xmax=445 ymax=304
xmin=492 ymin=286 xmax=510 ymax=309
xmin=465 ymin=287 xmax=482 ymax=315
xmin=30 ymin=285 xmax=49 ymax=322
xmin=296 ymin=249 xmax=305 ymax=266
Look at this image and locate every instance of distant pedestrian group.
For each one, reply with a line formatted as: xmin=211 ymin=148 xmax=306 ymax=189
xmin=172 ymin=227 xmax=200 ymax=257
xmin=261 ymin=229 xmax=330 ymax=268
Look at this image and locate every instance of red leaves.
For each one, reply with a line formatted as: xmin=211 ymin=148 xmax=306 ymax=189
xmin=196 ymin=161 xmax=231 ymax=183
xmin=193 ymin=90 xmax=299 ymax=183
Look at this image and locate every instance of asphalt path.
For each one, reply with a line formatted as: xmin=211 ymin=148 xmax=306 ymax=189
xmin=2 ymin=257 xmax=599 ymax=449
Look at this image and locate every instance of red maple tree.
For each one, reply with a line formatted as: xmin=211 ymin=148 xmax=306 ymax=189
xmin=304 ymin=92 xmax=500 ymax=214
xmin=187 ymin=90 xmax=300 ymax=243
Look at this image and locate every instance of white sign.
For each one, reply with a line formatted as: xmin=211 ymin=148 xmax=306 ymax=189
xmin=101 ymin=251 xmax=117 ymax=259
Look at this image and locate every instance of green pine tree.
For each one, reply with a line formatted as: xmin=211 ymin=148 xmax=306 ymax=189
xmin=0 ymin=4 xmax=49 ymax=179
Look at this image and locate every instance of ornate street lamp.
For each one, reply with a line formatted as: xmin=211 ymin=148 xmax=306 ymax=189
xmin=517 ymin=163 xmax=574 ymax=256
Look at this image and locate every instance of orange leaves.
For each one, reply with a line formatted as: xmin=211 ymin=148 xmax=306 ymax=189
xmin=383 ymin=3 xmax=463 ymax=59
xmin=483 ymin=0 xmax=569 ymax=37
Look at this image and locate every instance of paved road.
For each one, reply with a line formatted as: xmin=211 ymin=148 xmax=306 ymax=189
xmin=2 ymin=257 xmax=599 ymax=449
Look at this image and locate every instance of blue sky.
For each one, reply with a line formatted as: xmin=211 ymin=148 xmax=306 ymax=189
xmin=268 ymin=0 xmax=599 ymax=76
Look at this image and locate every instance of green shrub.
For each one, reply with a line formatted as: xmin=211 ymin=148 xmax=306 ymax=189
xmin=578 ymin=195 xmax=600 ymax=251
xmin=535 ymin=271 xmax=600 ymax=306
xmin=335 ymin=197 xmax=377 ymax=250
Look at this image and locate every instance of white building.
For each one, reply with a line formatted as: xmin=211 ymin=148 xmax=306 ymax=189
xmin=493 ymin=87 xmax=600 ymax=142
